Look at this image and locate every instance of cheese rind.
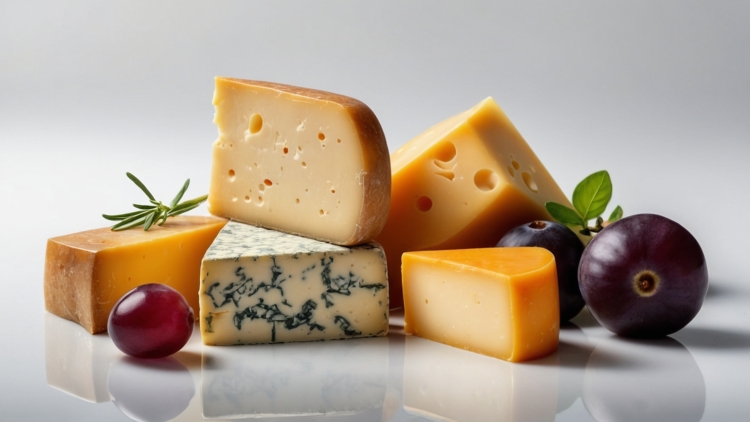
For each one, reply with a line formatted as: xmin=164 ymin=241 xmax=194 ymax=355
xmin=377 ymin=97 xmax=574 ymax=308
xmin=44 ymin=216 xmax=228 ymax=334
xmin=402 ymin=247 xmax=559 ymax=362
xmin=208 ymin=78 xmax=391 ymax=246
xmin=199 ymin=221 xmax=389 ymax=345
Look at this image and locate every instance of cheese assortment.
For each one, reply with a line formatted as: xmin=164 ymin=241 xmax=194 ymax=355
xmin=42 ymin=77 xmax=573 ymax=365
xmin=199 ymin=222 xmax=389 ymax=345
xmin=44 ymin=216 xmax=227 ymax=333
xmin=402 ymin=247 xmax=559 ymax=362
xmin=376 ymin=97 xmax=573 ymax=308
xmin=208 ymin=77 xmax=391 ymax=246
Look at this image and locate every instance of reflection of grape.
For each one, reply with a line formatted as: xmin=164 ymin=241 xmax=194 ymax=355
xmin=108 ymin=284 xmax=194 ymax=358
xmin=108 ymin=357 xmax=195 ymax=422
xmin=582 ymin=337 xmax=705 ymax=422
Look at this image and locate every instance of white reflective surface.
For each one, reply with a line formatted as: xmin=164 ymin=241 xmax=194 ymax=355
xmin=3 ymin=2 xmax=750 ymax=420
xmin=35 ymin=302 xmax=749 ymax=421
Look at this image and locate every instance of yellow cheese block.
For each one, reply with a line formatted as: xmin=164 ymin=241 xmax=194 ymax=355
xmin=402 ymin=247 xmax=559 ymax=362
xmin=377 ymin=97 xmax=573 ymax=308
xmin=208 ymin=77 xmax=391 ymax=246
xmin=44 ymin=216 xmax=227 ymax=333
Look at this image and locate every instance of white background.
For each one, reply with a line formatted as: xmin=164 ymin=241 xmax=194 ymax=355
xmin=2 ymin=1 xmax=749 ymax=421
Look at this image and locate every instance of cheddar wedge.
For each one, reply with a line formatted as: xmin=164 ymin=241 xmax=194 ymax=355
xmin=44 ymin=216 xmax=227 ymax=333
xmin=402 ymin=247 xmax=559 ymax=362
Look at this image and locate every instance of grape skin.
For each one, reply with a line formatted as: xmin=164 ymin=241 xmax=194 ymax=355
xmin=108 ymin=284 xmax=194 ymax=359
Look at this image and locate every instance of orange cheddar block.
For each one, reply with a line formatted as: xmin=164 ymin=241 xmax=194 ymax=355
xmin=377 ymin=97 xmax=574 ymax=308
xmin=402 ymin=247 xmax=559 ymax=362
xmin=44 ymin=216 xmax=227 ymax=333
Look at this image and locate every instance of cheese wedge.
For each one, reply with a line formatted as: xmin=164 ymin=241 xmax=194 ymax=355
xmin=377 ymin=97 xmax=573 ymax=308
xmin=200 ymin=221 xmax=389 ymax=345
xmin=402 ymin=247 xmax=559 ymax=362
xmin=208 ymin=77 xmax=391 ymax=246
xmin=44 ymin=216 xmax=227 ymax=333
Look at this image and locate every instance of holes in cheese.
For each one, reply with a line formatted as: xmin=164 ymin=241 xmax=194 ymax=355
xmin=473 ymin=169 xmax=498 ymax=191
xmin=208 ymin=78 xmax=390 ymax=246
xmin=416 ymin=196 xmax=433 ymax=212
xmin=377 ymin=97 xmax=575 ymax=308
xmin=402 ymin=247 xmax=559 ymax=362
xmin=249 ymin=113 xmax=263 ymax=134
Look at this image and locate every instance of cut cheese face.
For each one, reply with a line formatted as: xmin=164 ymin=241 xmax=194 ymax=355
xmin=199 ymin=221 xmax=389 ymax=346
xmin=44 ymin=216 xmax=227 ymax=334
xmin=402 ymin=247 xmax=559 ymax=362
xmin=208 ymin=77 xmax=391 ymax=246
xmin=377 ymin=97 xmax=574 ymax=308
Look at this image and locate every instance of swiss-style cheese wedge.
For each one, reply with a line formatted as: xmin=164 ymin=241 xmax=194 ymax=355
xmin=208 ymin=78 xmax=391 ymax=246
xmin=44 ymin=216 xmax=227 ymax=333
xmin=377 ymin=97 xmax=574 ymax=308
xmin=402 ymin=247 xmax=559 ymax=362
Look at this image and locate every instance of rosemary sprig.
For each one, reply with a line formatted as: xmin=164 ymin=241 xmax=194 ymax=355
xmin=103 ymin=172 xmax=208 ymax=231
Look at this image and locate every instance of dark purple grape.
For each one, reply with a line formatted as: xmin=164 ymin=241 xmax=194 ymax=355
xmin=579 ymin=214 xmax=708 ymax=338
xmin=108 ymin=284 xmax=194 ymax=358
xmin=497 ymin=220 xmax=585 ymax=321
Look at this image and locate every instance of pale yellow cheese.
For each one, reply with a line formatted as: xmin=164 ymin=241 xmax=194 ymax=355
xmin=208 ymin=78 xmax=391 ymax=246
xmin=44 ymin=216 xmax=227 ymax=333
xmin=377 ymin=97 xmax=574 ymax=308
xmin=402 ymin=247 xmax=559 ymax=362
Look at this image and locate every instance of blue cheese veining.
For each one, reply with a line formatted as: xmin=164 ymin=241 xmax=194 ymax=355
xmin=200 ymin=221 xmax=389 ymax=345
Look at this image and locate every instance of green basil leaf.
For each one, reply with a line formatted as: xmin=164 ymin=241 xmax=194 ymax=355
xmin=545 ymin=202 xmax=584 ymax=226
xmin=572 ymin=170 xmax=612 ymax=222
xmin=608 ymin=205 xmax=623 ymax=222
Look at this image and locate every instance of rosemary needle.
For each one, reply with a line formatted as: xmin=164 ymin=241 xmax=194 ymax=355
xmin=103 ymin=172 xmax=208 ymax=231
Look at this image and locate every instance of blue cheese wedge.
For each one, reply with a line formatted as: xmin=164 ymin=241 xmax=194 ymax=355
xmin=200 ymin=221 xmax=389 ymax=345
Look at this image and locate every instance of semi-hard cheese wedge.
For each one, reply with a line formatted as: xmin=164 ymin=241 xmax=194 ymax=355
xmin=208 ymin=77 xmax=391 ymax=246
xmin=402 ymin=247 xmax=559 ymax=362
xmin=200 ymin=221 xmax=389 ymax=345
xmin=44 ymin=216 xmax=227 ymax=334
xmin=377 ymin=97 xmax=574 ymax=308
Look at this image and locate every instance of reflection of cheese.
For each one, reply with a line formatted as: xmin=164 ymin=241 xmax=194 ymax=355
xmin=44 ymin=216 xmax=227 ymax=333
xmin=376 ymin=97 xmax=573 ymax=308
xmin=403 ymin=247 xmax=559 ymax=362
xmin=202 ymin=337 xmax=388 ymax=418
xmin=44 ymin=313 xmax=115 ymax=403
xmin=403 ymin=336 xmax=558 ymax=421
xmin=200 ymin=221 xmax=389 ymax=345
xmin=208 ymin=77 xmax=391 ymax=246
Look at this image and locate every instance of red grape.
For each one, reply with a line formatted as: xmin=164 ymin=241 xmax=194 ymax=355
xmin=108 ymin=283 xmax=194 ymax=358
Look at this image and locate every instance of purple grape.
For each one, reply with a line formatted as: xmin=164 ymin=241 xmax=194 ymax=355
xmin=497 ymin=220 xmax=585 ymax=321
xmin=579 ymin=214 xmax=708 ymax=338
xmin=108 ymin=284 xmax=194 ymax=358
